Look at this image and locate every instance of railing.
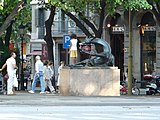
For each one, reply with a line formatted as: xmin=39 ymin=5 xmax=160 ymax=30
xmin=51 ymin=29 xmax=85 ymax=36
xmin=51 ymin=20 xmax=86 ymax=36
xmin=37 ymin=20 xmax=88 ymax=38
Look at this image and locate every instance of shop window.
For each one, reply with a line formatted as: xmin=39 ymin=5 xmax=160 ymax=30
xmin=142 ymin=31 xmax=156 ymax=75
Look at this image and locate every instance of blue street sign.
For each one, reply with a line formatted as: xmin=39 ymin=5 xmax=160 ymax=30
xmin=63 ymin=35 xmax=71 ymax=49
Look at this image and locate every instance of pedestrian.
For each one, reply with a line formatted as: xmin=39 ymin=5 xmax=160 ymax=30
xmin=57 ymin=61 xmax=65 ymax=91
xmin=0 ymin=52 xmax=18 ymax=95
xmin=43 ymin=60 xmax=55 ymax=94
xmin=48 ymin=61 xmax=57 ymax=91
xmin=28 ymin=56 xmax=45 ymax=94
xmin=124 ymin=68 xmax=128 ymax=86
xmin=69 ymin=33 xmax=78 ymax=65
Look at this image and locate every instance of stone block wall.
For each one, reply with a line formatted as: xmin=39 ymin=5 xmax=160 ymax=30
xmin=59 ymin=67 xmax=120 ymax=96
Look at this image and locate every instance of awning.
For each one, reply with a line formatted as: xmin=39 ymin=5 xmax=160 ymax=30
xmin=29 ymin=50 xmax=42 ymax=55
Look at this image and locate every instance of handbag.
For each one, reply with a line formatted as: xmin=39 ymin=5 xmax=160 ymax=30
xmin=4 ymin=74 xmax=9 ymax=81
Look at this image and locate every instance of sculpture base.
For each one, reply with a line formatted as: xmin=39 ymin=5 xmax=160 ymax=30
xmin=59 ymin=67 xmax=120 ymax=96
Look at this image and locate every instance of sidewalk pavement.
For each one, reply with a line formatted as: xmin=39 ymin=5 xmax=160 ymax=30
xmin=0 ymin=89 xmax=159 ymax=107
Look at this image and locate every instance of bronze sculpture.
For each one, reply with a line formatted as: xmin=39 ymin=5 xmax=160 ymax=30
xmin=73 ymin=37 xmax=114 ymax=67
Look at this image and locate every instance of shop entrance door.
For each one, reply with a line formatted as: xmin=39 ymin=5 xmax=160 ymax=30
xmin=58 ymin=44 xmax=69 ymax=65
xmin=110 ymin=34 xmax=124 ymax=80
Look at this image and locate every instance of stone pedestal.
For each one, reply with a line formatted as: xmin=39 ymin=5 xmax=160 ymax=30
xmin=59 ymin=67 xmax=120 ymax=96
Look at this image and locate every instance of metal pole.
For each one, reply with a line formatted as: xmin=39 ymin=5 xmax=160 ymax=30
xmin=128 ymin=9 xmax=132 ymax=95
xmin=21 ymin=35 xmax=24 ymax=90
xmin=66 ymin=49 xmax=68 ymax=65
xmin=140 ymin=34 xmax=143 ymax=82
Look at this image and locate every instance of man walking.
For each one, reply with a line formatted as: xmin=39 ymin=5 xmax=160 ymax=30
xmin=0 ymin=52 xmax=18 ymax=95
xmin=28 ymin=56 xmax=45 ymax=94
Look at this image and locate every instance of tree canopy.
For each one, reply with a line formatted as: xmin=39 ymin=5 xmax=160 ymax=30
xmin=49 ymin=0 xmax=152 ymax=38
xmin=0 ymin=0 xmax=31 ymax=42
xmin=0 ymin=0 xmax=31 ymax=66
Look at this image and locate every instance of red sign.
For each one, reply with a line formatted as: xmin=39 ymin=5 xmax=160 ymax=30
xmin=42 ymin=44 xmax=48 ymax=60
xmin=9 ymin=43 xmax=14 ymax=50
xmin=80 ymin=45 xmax=91 ymax=52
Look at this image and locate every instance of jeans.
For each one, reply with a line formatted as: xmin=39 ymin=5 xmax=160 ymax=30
xmin=31 ymin=71 xmax=45 ymax=92
xmin=45 ymin=79 xmax=54 ymax=92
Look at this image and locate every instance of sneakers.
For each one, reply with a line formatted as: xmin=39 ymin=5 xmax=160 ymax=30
xmin=51 ymin=90 xmax=56 ymax=94
xmin=39 ymin=91 xmax=45 ymax=94
xmin=28 ymin=90 xmax=35 ymax=94
xmin=28 ymin=90 xmax=46 ymax=94
xmin=45 ymin=91 xmax=50 ymax=94
xmin=7 ymin=92 xmax=14 ymax=96
xmin=12 ymin=88 xmax=16 ymax=95
xmin=7 ymin=94 xmax=14 ymax=96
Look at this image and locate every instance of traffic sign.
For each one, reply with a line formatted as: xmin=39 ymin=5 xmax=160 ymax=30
xmin=63 ymin=35 xmax=71 ymax=49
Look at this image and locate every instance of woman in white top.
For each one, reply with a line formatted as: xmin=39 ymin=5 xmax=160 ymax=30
xmin=69 ymin=33 xmax=78 ymax=65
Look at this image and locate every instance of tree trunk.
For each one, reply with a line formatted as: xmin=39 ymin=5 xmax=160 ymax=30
xmin=0 ymin=1 xmax=24 ymax=36
xmin=63 ymin=0 xmax=106 ymax=38
xmin=63 ymin=10 xmax=93 ymax=38
xmin=78 ymin=12 xmax=98 ymax=36
xmin=151 ymin=6 xmax=160 ymax=26
xmin=5 ymin=21 xmax=13 ymax=47
xmin=96 ymin=0 xmax=106 ymax=38
xmin=44 ymin=5 xmax=56 ymax=62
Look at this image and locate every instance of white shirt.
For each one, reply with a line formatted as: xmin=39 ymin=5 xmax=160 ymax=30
xmin=44 ymin=66 xmax=53 ymax=80
xmin=6 ymin=57 xmax=16 ymax=74
xmin=58 ymin=66 xmax=62 ymax=74
xmin=35 ymin=60 xmax=44 ymax=73
xmin=70 ymin=39 xmax=78 ymax=50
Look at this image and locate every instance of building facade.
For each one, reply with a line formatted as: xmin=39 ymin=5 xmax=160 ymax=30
xmin=104 ymin=10 xmax=160 ymax=81
xmin=30 ymin=0 xmax=160 ymax=81
xmin=30 ymin=0 xmax=86 ymax=75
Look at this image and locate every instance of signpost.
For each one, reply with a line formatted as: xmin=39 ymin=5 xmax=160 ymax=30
xmin=42 ymin=44 xmax=48 ymax=60
xmin=63 ymin=35 xmax=71 ymax=65
xmin=63 ymin=35 xmax=71 ymax=49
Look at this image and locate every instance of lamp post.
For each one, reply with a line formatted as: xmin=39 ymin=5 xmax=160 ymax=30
xmin=140 ymin=26 xmax=144 ymax=85
xmin=137 ymin=24 xmax=144 ymax=84
xmin=128 ymin=9 xmax=132 ymax=95
xmin=19 ymin=24 xmax=25 ymax=90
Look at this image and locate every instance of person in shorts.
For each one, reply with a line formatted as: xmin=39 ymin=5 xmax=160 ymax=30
xmin=69 ymin=33 xmax=78 ymax=65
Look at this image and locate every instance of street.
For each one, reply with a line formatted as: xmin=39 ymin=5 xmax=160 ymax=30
xmin=0 ymin=92 xmax=160 ymax=120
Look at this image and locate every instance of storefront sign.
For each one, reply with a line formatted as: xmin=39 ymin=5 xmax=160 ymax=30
xmin=112 ymin=26 xmax=124 ymax=34
xmin=144 ymin=26 xmax=156 ymax=31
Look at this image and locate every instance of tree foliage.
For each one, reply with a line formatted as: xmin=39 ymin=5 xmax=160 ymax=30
xmin=0 ymin=0 xmax=31 ymax=67
xmin=0 ymin=0 xmax=31 ymax=43
xmin=0 ymin=0 xmax=24 ymax=36
xmin=49 ymin=0 xmax=152 ymax=38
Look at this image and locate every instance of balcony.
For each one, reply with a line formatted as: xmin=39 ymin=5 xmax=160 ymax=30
xmin=51 ymin=20 xmax=86 ymax=37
